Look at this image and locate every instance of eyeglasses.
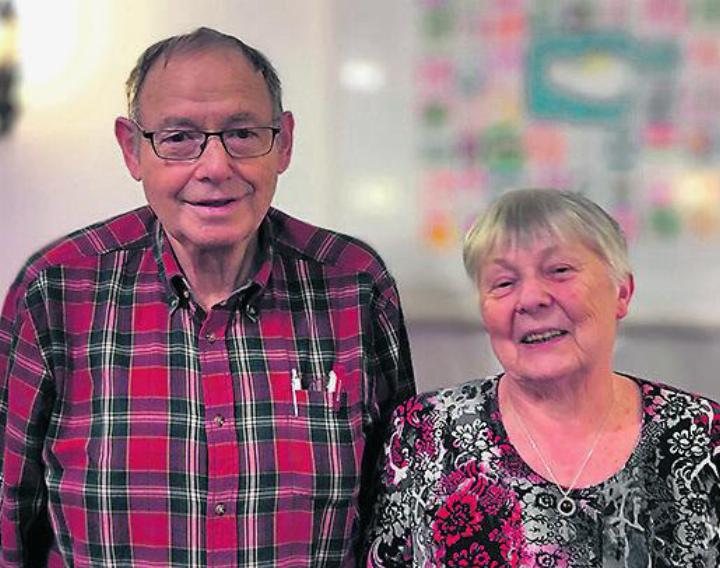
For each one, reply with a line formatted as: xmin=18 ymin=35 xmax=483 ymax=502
xmin=136 ymin=123 xmax=281 ymax=161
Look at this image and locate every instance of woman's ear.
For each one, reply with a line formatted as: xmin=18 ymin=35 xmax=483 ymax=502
xmin=616 ymin=273 xmax=635 ymax=320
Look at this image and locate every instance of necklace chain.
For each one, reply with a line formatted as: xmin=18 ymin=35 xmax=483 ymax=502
xmin=507 ymin=388 xmax=614 ymax=516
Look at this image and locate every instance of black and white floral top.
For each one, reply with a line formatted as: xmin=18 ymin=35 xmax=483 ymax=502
xmin=366 ymin=374 xmax=720 ymax=567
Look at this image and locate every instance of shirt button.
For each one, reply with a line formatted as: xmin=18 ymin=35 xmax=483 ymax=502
xmin=182 ymin=289 xmax=190 ymax=299
xmin=213 ymin=414 xmax=225 ymax=427
xmin=214 ymin=503 xmax=226 ymax=516
xmin=205 ymin=331 xmax=217 ymax=343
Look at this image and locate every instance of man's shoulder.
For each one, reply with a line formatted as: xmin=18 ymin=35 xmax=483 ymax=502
xmin=267 ymin=208 xmax=390 ymax=278
xmin=13 ymin=206 xmax=156 ymax=289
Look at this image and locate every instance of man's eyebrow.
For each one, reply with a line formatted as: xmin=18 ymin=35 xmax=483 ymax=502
xmin=224 ymin=112 xmax=268 ymax=125
xmin=153 ymin=117 xmax=199 ymax=130
xmin=151 ymin=113 xmax=270 ymax=130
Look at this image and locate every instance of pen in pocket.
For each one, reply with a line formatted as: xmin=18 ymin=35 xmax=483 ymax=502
xmin=327 ymin=370 xmax=342 ymax=402
xmin=291 ymin=368 xmax=301 ymax=416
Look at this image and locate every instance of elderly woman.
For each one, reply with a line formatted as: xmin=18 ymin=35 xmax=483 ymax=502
xmin=366 ymin=189 xmax=719 ymax=566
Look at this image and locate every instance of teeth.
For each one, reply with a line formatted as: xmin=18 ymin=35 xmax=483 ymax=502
xmin=521 ymin=330 xmax=566 ymax=344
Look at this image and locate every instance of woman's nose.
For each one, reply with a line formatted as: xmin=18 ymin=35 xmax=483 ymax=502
xmin=515 ymin=278 xmax=552 ymax=314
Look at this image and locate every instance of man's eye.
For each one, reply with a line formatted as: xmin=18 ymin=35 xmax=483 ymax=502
xmin=549 ymin=265 xmax=572 ymax=276
xmin=226 ymin=128 xmax=257 ymax=140
xmin=159 ymin=131 xmax=196 ymax=144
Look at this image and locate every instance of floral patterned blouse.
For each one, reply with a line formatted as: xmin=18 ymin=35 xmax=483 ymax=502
xmin=366 ymin=374 xmax=720 ymax=567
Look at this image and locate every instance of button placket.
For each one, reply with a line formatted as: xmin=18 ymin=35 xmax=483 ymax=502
xmin=199 ymin=311 xmax=238 ymax=551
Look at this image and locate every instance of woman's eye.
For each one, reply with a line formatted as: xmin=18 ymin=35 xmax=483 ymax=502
xmin=491 ymin=279 xmax=514 ymax=291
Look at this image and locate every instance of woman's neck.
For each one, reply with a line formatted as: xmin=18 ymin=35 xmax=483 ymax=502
xmin=500 ymin=369 xmax=615 ymax=425
xmin=499 ymin=372 xmax=643 ymax=487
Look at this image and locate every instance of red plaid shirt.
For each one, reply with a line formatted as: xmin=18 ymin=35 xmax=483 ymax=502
xmin=0 ymin=206 xmax=415 ymax=567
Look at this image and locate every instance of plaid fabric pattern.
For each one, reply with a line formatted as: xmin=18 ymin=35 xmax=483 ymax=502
xmin=0 ymin=206 xmax=415 ymax=567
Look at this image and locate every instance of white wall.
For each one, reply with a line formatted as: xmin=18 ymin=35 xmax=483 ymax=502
xmin=0 ymin=0 xmax=333 ymax=295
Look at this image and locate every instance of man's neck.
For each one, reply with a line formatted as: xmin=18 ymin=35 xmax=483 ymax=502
xmin=169 ymin=234 xmax=258 ymax=312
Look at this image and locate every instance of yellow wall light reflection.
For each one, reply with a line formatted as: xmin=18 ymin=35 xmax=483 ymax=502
xmin=672 ymin=171 xmax=720 ymax=237
xmin=16 ymin=0 xmax=110 ymax=108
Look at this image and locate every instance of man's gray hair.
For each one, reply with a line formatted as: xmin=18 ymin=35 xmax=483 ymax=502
xmin=463 ymin=188 xmax=632 ymax=284
xmin=125 ymin=27 xmax=283 ymax=122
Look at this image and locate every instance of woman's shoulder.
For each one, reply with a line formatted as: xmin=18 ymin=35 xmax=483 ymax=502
xmin=626 ymin=374 xmax=720 ymax=446
xmin=395 ymin=375 xmax=500 ymax=424
xmin=630 ymin=374 xmax=720 ymax=415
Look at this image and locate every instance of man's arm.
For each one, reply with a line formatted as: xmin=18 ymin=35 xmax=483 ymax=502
xmin=0 ymin=279 xmax=55 ymax=565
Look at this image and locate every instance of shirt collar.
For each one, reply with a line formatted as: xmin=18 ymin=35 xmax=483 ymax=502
xmin=151 ymin=213 xmax=276 ymax=312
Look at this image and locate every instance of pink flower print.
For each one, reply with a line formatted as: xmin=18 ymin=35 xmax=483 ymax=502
xmin=497 ymin=443 xmax=525 ymax=476
xmin=445 ymin=542 xmax=495 ymax=567
xmin=432 ymin=491 xmax=484 ymax=546
xmin=479 ymin=484 xmax=507 ymax=515
xmin=389 ymin=432 xmax=408 ymax=469
xmin=415 ymin=418 xmax=438 ymax=457
xmin=397 ymin=397 xmax=426 ymax=427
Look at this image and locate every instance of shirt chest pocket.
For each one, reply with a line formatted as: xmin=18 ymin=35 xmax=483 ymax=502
xmin=273 ymin=367 xmax=365 ymax=503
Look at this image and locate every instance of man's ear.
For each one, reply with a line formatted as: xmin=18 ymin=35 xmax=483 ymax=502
xmin=275 ymin=111 xmax=294 ymax=174
xmin=115 ymin=117 xmax=143 ymax=181
xmin=616 ymin=273 xmax=635 ymax=320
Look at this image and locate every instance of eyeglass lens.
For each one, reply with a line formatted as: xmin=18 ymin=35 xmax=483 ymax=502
xmin=153 ymin=128 xmax=276 ymax=160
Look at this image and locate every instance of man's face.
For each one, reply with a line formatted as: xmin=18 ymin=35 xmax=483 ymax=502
xmin=117 ymin=46 xmax=293 ymax=258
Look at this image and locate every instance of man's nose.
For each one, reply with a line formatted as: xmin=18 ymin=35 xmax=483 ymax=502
xmin=195 ymin=135 xmax=233 ymax=181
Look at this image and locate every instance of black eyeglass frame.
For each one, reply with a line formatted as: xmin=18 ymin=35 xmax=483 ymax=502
xmin=135 ymin=122 xmax=282 ymax=161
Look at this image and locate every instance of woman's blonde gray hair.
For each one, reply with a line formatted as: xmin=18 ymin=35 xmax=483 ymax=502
xmin=462 ymin=188 xmax=632 ymax=283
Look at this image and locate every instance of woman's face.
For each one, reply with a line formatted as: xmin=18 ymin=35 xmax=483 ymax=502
xmin=477 ymin=237 xmax=633 ymax=386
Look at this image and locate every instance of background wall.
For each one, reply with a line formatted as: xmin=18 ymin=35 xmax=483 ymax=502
xmin=1 ymin=0 xmax=719 ymax=399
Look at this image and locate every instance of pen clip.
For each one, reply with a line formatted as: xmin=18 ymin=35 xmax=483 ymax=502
xmin=291 ymin=368 xmax=301 ymax=417
xmin=326 ymin=370 xmax=337 ymax=394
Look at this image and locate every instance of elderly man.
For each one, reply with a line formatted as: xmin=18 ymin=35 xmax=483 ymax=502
xmin=0 ymin=27 xmax=414 ymax=566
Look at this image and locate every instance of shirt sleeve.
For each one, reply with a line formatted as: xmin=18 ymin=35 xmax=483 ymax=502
xmin=0 ymin=278 xmax=56 ymax=565
xmin=355 ymin=274 xmax=416 ymax=550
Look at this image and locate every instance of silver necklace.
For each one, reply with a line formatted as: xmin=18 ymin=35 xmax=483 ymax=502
xmin=507 ymin=391 xmax=614 ymax=517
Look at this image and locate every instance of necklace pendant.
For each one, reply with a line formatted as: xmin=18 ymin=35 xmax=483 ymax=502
xmin=557 ymin=496 xmax=576 ymax=517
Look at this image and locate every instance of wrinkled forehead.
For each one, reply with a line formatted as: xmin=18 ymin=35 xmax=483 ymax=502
xmin=138 ymin=46 xmax=272 ymax=123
